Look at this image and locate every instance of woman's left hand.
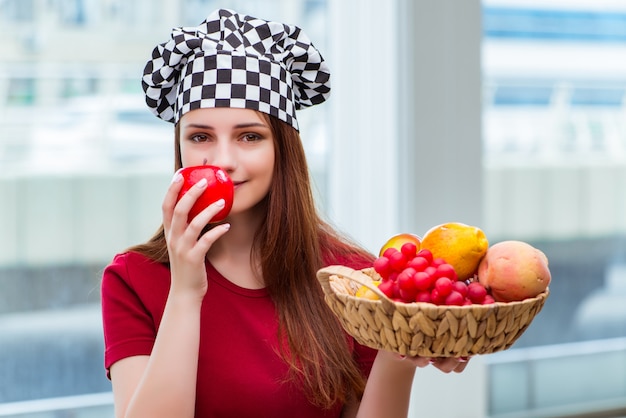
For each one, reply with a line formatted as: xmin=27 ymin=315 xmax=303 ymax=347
xmin=396 ymin=354 xmax=470 ymax=373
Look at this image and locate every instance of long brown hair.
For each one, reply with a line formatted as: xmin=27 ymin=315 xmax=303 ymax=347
xmin=128 ymin=112 xmax=374 ymax=408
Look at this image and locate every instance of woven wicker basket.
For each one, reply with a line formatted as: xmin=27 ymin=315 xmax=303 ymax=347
xmin=317 ymin=265 xmax=549 ymax=357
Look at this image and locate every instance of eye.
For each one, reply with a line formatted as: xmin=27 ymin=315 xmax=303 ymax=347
xmin=241 ymin=133 xmax=263 ymax=142
xmin=189 ymin=133 xmax=210 ymax=143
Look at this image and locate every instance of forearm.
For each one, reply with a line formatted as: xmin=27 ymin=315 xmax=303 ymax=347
xmin=356 ymin=351 xmax=416 ymax=418
xmin=124 ymin=292 xmax=202 ymax=418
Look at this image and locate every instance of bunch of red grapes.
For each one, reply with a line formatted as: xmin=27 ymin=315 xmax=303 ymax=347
xmin=373 ymin=243 xmax=495 ymax=306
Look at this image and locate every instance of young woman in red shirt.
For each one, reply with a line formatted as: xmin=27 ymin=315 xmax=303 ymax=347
xmin=101 ymin=8 xmax=468 ymax=418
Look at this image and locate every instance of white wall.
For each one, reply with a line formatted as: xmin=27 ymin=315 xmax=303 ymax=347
xmin=397 ymin=0 xmax=484 ymax=237
xmin=325 ymin=0 xmax=401 ymax=253
xmin=325 ymin=0 xmax=484 ymax=252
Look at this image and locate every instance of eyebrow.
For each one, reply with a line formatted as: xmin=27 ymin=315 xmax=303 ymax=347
xmin=185 ymin=122 xmax=268 ymax=130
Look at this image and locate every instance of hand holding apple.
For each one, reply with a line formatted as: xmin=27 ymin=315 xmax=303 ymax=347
xmin=176 ymin=165 xmax=234 ymax=223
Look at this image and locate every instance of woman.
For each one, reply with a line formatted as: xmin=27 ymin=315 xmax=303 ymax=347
xmin=101 ymin=9 xmax=467 ymax=418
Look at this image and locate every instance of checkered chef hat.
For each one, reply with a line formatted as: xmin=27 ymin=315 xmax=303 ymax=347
xmin=142 ymin=8 xmax=331 ymax=131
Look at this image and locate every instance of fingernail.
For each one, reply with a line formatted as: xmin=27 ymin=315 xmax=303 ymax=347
xmin=196 ymin=178 xmax=207 ymax=188
xmin=215 ymin=199 xmax=225 ymax=207
xmin=171 ymin=172 xmax=183 ymax=184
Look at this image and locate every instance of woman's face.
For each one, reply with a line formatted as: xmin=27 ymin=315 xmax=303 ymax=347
xmin=178 ymin=107 xmax=275 ymax=219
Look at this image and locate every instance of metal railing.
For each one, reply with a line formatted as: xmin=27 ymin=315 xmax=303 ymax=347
xmin=486 ymin=337 xmax=626 ymax=417
xmin=0 ymin=393 xmax=113 ymax=418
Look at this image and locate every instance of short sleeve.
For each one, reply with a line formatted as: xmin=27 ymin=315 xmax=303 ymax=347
xmin=101 ymin=253 xmax=161 ymax=377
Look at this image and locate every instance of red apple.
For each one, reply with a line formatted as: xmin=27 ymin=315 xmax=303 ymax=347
xmin=176 ymin=165 xmax=234 ymax=223
xmin=378 ymin=233 xmax=422 ymax=257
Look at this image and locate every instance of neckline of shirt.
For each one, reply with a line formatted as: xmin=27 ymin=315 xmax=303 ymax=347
xmin=205 ymin=261 xmax=270 ymax=298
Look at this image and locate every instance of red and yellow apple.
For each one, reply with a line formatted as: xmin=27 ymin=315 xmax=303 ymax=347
xmin=477 ymin=240 xmax=550 ymax=302
xmin=378 ymin=233 xmax=422 ymax=257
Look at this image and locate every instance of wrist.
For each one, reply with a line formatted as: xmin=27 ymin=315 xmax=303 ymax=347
xmin=167 ymin=285 xmax=206 ymax=306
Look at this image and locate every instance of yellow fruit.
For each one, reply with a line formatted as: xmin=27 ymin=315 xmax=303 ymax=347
xmin=378 ymin=233 xmax=421 ymax=257
xmin=355 ymin=281 xmax=381 ymax=300
xmin=420 ymin=222 xmax=489 ymax=281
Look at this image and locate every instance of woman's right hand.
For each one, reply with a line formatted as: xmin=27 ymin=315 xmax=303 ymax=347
xmin=162 ymin=170 xmax=231 ymax=299
xmin=110 ymin=171 xmax=229 ymax=418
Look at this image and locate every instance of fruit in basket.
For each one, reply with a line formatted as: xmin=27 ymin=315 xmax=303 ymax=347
xmin=420 ymin=222 xmax=489 ymax=281
xmin=378 ymin=233 xmax=421 ymax=257
xmin=355 ymin=281 xmax=381 ymax=300
xmin=177 ymin=165 xmax=234 ymax=223
xmin=371 ymin=245 xmax=494 ymax=306
xmin=467 ymin=281 xmax=488 ymax=304
xmin=477 ymin=240 xmax=551 ymax=302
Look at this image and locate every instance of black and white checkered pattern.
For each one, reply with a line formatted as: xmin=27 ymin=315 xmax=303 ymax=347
xmin=142 ymin=8 xmax=331 ymax=131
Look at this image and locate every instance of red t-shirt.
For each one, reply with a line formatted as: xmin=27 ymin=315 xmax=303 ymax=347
xmin=101 ymin=250 xmax=377 ymax=418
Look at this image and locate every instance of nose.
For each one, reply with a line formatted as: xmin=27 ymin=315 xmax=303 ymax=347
xmin=207 ymin=139 xmax=236 ymax=172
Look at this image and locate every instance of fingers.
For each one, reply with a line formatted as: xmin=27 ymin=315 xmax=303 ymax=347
xmin=395 ymin=354 xmax=431 ymax=368
xmin=162 ymin=170 xmax=185 ymax=232
xmin=164 ymin=173 xmax=220 ymax=233
xmin=452 ymin=360 xmax=469 ymax=373
xmin=396 ymin=354 xmax=470 ymax=374
xmin=194 ymin=221 xmax=230 ymax=255
xmin=163 ymin=170 xmax=230 ymax=257
xmin=429 ymin=357 xmax=470 ymax=373
xmin=169 ymin=177 xmax=208 ymax=233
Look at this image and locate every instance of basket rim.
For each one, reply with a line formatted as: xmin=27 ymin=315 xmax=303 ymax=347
xmin=342 ymin=287 xmax=549 ymax=305
xmin=318 ymin=264 xmax=550 ymax=311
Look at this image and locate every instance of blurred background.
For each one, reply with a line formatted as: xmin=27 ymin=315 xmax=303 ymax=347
xmin=1 ymin=0 xmax=625 ymax=417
